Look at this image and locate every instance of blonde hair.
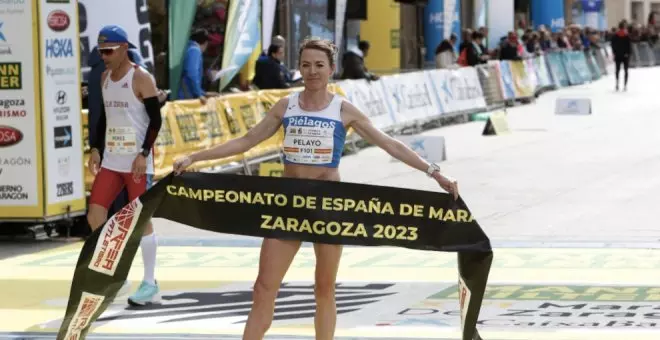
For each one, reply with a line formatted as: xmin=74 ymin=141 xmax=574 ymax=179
xmin=297 ymin=37 xmax=338 ymax=66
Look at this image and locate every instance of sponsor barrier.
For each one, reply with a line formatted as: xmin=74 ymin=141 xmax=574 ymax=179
xmin=79 ymin=47 xmax=613 ymax=191
xmin=57 ymin=172 xmax=493 ymax=340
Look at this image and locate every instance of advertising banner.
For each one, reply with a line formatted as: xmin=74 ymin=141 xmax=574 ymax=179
xmin=78 ymin=0 xmax=154 ymax=82
xmin=424 ymin=0 xmax=461 ymax=63
xmin=39 ymin=0 xmax=86 ymax=217
xmin=530 ymin=0 xmax=565 ymax=32
xmin=0 ymin=0 xmax=44 ymax=218
xmin=56 ymin=172 xmax=493 ymax=340
xmin=380 ymin=72 xmax=442 ymax=123
xmin=427 ymin=68 xmax=487 ymax=114
xmin=337 ymin=79 xmax=395 ymax=131
xmin=509 ymin=61 xmax=534 ymax=98
xmin=219 ymin=0 xmax=260 ymax=91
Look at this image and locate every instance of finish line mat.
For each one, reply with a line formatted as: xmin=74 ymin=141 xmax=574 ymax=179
xmin=1 ymin=244 xmax=660 ymax=340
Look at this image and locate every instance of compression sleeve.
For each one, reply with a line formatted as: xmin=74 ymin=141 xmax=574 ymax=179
xmin=141 ymin=96 xmax=163 ymax=152
xmin=91 ymin=102 xmax=106 ymax=151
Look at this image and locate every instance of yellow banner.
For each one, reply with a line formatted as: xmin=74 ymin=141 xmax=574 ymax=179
xmin=510 ymin=61 xmax=534 ymax=98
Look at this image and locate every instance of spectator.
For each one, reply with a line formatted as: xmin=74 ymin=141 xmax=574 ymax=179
xmin=465 ymin=31 xmax=489 ymax=66
xmin=179 ymin=28 xmax=209 ymax=103
xmin=253 ymin=44 xmax=290 ymax=90
xmin=459 ymin=29 xmax=473 ymax=52
xmin=499 ymin=32 xmax=522 ymax=61
xmin=340 ymin=40 xmax=379 ymax=81
xmin=435 ymin=33 xmax=458 ymax=69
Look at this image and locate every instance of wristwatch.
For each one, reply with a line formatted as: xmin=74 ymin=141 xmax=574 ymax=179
xmin=426 ymin=163 xmax=441 ymax=177
xmin=140 ymin=148 xmax=150 ymax=157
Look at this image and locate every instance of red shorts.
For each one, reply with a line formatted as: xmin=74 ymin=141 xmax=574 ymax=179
xmin=89 ymin=167 xmax=150 ymax=209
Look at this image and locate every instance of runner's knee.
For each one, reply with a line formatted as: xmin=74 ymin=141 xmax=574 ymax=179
xmin=86 ymin=205 xmax=107 ymax=230
xmin=252 ymin=275 xmax=280 ymax=304
xmin=314 ymin=278 xmax=336 ymax=301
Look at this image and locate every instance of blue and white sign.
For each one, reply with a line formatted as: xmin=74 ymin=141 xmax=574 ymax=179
xmin=530 ymin=0 xmax=565 ymax=32
xmin=423 ymin=0 xmax=461 ymax=64
xmin=45 ymin=38 xmax=73 ymax=59
xmin=581 ymin=0 xmax=603 ymax=29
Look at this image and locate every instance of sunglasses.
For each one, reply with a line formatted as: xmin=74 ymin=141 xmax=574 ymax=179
xmin=99 ymin=45 xmax=121 ymax=55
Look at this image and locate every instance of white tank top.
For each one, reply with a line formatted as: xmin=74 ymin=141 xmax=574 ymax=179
xmin=100 ymin=65 xmax=154 ymax=174
xmin=281 ymin=91 xmax=347 ymax=167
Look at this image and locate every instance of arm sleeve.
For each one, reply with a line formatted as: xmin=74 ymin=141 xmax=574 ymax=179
xmin=91 ymin=100 xmax=106 ymax=150
xmin=182 ymin=47 xmax=206 ymax=98
xmin=141 ymin=96 xmax=163 ymax=152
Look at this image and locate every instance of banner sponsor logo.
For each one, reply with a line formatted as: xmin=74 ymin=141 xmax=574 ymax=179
xmin=0 ymin=0 xmax=25 ymax=15
xmin=57 ymin=155 xmax=70 ymax=177
xmin=0 ymin=184 xmax=27 ymax=200
xmin=384 ymin=284 xmax=660 ymax=330
xmin=56 ymin=181 xmax=73 ymax=197
xmin=62 ymin=291 xmax=105 ymax=340
xmin=45 ymin=38 xmax=73 ymax=59
xmin=458 ymin=276 xmax=471 ymax=333
xmin=94 ymin=282 xmax=409 ymax=326
xmin=88 ymin=199 xmax=142 ymax=276
xmin=0 ymin=62 xmax=21 ymax=89
xmin=47 ymin=10 xmax=70 ymax=32
xmin=53 ymin=90 xmax=70 ymax=120
xmin=0 ymin=125 xmax=22 ymax=147
xmin=0 ymin=156 xmax=30 ymax=166
xmin=0 ymin=97 xmax=26 ymax=118
xmin=0 ymin=21 xmax=12 ymax=55
xmin=53 ymin=125 xmax=72 ymax=148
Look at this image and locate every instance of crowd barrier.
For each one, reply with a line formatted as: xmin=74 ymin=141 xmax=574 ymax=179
xmin=81 ymin=46 xmax=616 ymax=190
xmin=629 ymin=41 xmax=660 ymax=68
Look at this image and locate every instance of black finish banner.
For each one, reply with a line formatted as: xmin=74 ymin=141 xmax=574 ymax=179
xmin=56 ymin=172 xmax=493 ymax=340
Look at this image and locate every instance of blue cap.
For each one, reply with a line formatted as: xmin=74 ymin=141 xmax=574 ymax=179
xmin=97 ymin=25 xmax=136 ymax=49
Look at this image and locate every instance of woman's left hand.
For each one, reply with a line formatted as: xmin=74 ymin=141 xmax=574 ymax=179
xmin=433 ymin=172 xmax=459 ymax=200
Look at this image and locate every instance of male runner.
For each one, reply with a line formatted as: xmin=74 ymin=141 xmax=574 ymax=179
xmin=611 ymin=21 xmax=632 ymax=91
xmin=87 ymin=25 xmax=162 ymax=306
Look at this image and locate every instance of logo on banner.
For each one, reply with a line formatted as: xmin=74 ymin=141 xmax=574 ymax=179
xmin=551 ymin=17 xmax=565 ymax=30
xmin=56 ymin=181 xmax=73 ymax=197
xmin=57 ymin=156 xmax=70 ymax=176
xmin=54 ymin=125 xmax=72 ymax=148
xmin=0 ymin=62 xmax=21 ymax=89
xmin=0 ymin=125 xmax=22 ymax=147
xmin=0 ymin=98 xmax=26 ymax=118
xmin=95 ymin=283 xmax=399 ymax=325
xmin=54 ymin=90 xmax=70 ymax=120
xmin=47 ymin=10 xmax=70 ymax=32
xmin=62 ymin=291 xmax=105 ymax=340
xmin=89 ymin=200 xmax=142 ymax=276
xmin=46 ymin=65 xmax=76 ymax=85
xmin=0 ymin=21 xmax=11 ymax=55
xmin=0 ymin=0 xmax=25 ymax=15
xmin=0 ymin=156 xmax=29 ymax=166
xmin=45 ymin=38 xmax=73 ymax=59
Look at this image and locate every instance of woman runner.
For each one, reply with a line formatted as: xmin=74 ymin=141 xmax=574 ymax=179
xmin=172 ymin=37 xmax=459 ymax=340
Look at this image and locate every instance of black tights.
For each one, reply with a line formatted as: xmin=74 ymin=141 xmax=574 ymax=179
xmin=615 ymin=58 xmax=629 ymax=87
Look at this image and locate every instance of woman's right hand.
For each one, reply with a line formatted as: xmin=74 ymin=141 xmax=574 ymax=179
xmin=173 ymin=155 xmax=193 ymax=175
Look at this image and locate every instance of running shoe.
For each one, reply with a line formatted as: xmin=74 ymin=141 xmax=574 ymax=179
xmin=127 ymin=280 xmax=160 ymax=306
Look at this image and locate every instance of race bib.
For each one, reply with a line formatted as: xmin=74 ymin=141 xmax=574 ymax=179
xmin=105 ymin=126 xmax=137 ymax=155
xmin=283 ymin=125 xmax=334 ymax=164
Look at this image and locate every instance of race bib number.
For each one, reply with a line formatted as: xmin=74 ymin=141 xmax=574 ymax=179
xmin=283 ymin=125 xmax=334 ymax=164
xmin=106 ymin=127 xmax=137 ymax=155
